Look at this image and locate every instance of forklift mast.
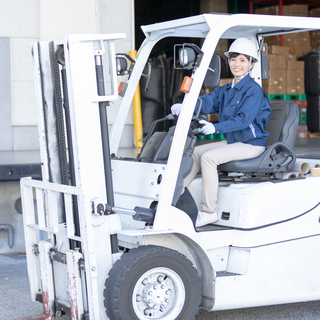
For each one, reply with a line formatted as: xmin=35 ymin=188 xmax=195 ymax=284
xmin=22 ymin=33 xmax=125 ymax=319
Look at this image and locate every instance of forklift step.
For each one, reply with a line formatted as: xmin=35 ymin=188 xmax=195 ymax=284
xmin=216 ymin=271 xmax=241 ymax=277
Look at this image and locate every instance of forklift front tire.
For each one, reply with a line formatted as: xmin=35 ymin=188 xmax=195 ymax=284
xmin=104 ymin=245 xmax=201 ymax=320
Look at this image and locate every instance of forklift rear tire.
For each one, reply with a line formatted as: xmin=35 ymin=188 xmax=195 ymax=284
xmin=104 ymin=245 xmax=201 ymax=320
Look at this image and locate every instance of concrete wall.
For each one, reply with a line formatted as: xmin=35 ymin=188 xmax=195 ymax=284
xmin=0 ymin=1 xmax=39 ymax=151
xmin=0 ymin=0 xmax=134 ymax=152
xmin=0 ymin=1 xmax=135 ymax=254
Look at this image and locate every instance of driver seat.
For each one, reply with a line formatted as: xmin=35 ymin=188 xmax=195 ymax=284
xmin=217 ymin=101 xmax=299 ymax=179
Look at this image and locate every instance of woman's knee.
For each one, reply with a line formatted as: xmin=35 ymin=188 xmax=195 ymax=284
xmin=201 ymin=152 xmax=219 ymax=168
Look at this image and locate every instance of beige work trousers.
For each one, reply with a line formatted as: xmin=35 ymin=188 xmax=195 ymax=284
xmin=184 ymin=140 xmax=265 ymax=213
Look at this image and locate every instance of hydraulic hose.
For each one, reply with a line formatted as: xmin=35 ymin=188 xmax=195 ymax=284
xmin=95 ymin=55 xmax=115 ymax=208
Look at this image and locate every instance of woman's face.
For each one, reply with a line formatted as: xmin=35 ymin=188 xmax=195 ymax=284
xmin=229 ymin=54 xmax=254 ymax=78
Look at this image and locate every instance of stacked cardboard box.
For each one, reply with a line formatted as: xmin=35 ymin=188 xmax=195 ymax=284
xmin=309 ymin=8 xmax=320 ymax=49
xmin=262 ymin=53 xmax=287 ymax=94
xmin=255 ymin=5 xmax=279 ymax=15
xmin=255 ymin=4 xmax=309 ymax=16
xmin=264 ymin=33 xmax=311 ymax=59
xmin=256 ymin=5 xmax=311 ymax=96
xmin=310 ymin=31 xmax=320 ymax=50
xmin=262 ymin=45 xmax=299 ymax=94
xmin=262 ymin=45 xmax=305 ymax=95
xmin=256 ymin=4 xmax=319 ymax=51
xmin=287 ymin=60 xmax=305 ymax=94
xmin=283 ymin=32 xmax=311 ymax=58
xmin=281 ymin=4 xmax=309 ymax=16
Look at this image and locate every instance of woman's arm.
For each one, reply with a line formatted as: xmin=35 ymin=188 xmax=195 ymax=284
xmin=214 ymin=92 xmax=266 ymax=133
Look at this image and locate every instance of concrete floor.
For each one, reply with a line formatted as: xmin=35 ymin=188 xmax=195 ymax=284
xmin=294 ymin=135 xmax=320 ymax=157
xmin=2 ymin=252 xmax=320 ymax=320
xmin=1 ymin=135 xmax=320 ymax=319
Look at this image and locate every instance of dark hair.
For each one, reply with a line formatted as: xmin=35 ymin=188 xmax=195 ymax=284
xmin=229 ymin=52 xmax=251 ymax=61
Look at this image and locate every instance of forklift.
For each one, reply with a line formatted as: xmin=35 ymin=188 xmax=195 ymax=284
xmin=21 ymin=13 xmax=320 ymax=320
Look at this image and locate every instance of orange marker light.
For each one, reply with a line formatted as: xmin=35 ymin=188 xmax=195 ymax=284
xmin=118 ymin=82 xmax=128 ymax=97
xmin=180 ymin=76 xmax=193 ymax=93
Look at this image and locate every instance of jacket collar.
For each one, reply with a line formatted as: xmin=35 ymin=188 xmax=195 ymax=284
xmin=226 ymin=74 xmax=251 ymax=91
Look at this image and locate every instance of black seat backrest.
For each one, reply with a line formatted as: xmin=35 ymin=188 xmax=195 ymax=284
xmin=265 ymin=101 xmax=299 ymax=148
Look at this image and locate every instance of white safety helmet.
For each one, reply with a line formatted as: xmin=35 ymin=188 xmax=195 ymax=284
xmin=224 ymin=37 xmax=259 ymax=62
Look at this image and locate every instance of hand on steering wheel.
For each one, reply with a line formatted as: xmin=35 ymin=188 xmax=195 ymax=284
xmin=199 ymin=120 xmax=216 ymax=135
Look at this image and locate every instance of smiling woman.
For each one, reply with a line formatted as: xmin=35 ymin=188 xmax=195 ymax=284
xmin=229 ymin=54 xmax=254 ymax=82
xmin=178 ymin=37 xmax=271 ymax=227
xmin=224 ymin=37 xmax=259 ymax=85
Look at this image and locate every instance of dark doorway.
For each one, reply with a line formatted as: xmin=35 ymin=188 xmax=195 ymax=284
xmin=134 ymin=0 xmax=201 ymax=56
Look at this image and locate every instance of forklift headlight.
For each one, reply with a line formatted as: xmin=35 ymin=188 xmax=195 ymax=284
xmin=116 ymin=57 xmax=128 ymax=75
xmin=179 ymin=48 xmax=196 ymax=66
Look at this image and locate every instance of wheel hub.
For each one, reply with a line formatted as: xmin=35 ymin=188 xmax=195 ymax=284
xmin=133 ymin=268 xmax=185 ymax=319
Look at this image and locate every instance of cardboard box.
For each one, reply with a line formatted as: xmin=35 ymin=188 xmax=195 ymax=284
xmin=288 ymin=45 xmax=312 ymax=57
xmin=266 ymin=35 xmax=280 ymax=46
xmin=299 ymin=37 xmax=311 ymax=46
xmin=309 ymin=7 xmax=320 ymax=17
xmin=269 ymin=45 xmax=289 ymax=55
xmin=287 ymin=85 xmax=305 ymax=94
xmin=255 ymin=6 xmax=279 ymax=15
xmin=287 ymin=61 xmax=305 ymax=70
xmin=282 ymin=36 xmax=299 ymax=46
xmin=295 ymin=45 xmax=312 ymax=57
xmin=283 ymin=35 xmax=310 ymax=46
xmin=268 ymin=69 xmax=287 ymax=86
xmin=282 ymin=4 xmax=308 ymax=16
xmin=263 ymin=78 xmax=284 ymax=87
xmin=311 ymin=39 xmax=320 ymax=49
xmin=268 ymin=54 xmax=280 ymax=61
xmin=267 ymin=33 xmax=310 ymax=47
xmin=219 ymin=78 xmax=232 ymax=86
xmin=256 ymin=5 xmax=308 ymax=16
xmin=262 ymin=80 xmax=286 ymax=94
xmin=206 ymin=113 xmax=219 ymax=123
xmin=268 ymin=60 xmax=287 ymax=70
xmin=288 ymin=45 xmax=296 ymax=55
xmin=310 ymin=30 xmax=320 ymax=40
xmin=300 ymin=31 xmax=311 ymax=39
xmin=267 ymin=54 xmax=287 ymax=62
xmin=277 ymin=55 xmax=287 ymax=61
xmin=200 ymin=88 xmax=214 ymax=95
xmin=287 ymin=70 xmax=304 ymax=86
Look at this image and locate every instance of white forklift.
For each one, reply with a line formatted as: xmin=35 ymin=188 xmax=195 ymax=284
xmin=21 ymin=13 xmax=320 ymax=320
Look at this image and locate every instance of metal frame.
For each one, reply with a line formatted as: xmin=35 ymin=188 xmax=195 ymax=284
xmin=21 ymin=177 xmax=99 ymax=319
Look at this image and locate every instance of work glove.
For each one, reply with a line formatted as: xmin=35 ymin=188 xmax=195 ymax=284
xmin=199 ymin=119 xmax=216 ymax=135
xmin=171 ymin=103 xmax=182 ymax=116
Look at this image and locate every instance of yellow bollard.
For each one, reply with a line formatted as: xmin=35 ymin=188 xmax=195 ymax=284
xmin=129 ymin=50 xmax=143 ymax=148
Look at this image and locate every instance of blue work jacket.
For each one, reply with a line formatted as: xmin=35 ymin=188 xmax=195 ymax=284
xmin=197 ymin=75 xmax=271 ymax=146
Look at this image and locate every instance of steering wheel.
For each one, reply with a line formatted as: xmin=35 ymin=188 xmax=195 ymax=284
xmin=185 ymin=97 xmax=207 ymax=136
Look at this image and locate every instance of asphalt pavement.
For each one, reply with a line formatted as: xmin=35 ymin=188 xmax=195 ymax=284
xmin=0 ymin=253 xmax=42 ymax=319
xmin=1 ymin=253 xmax=320 ymax=320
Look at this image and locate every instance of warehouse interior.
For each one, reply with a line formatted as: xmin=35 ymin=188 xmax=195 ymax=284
xmin=133 ymin=1 xmax=320 ymax=141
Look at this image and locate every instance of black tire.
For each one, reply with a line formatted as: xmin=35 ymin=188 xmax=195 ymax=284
xmin=104 ymin=245 xmax=201 ymax=320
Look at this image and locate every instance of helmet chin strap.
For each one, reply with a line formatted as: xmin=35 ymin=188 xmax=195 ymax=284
xmin=234 ymin=71 xmax=249 ymax=80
